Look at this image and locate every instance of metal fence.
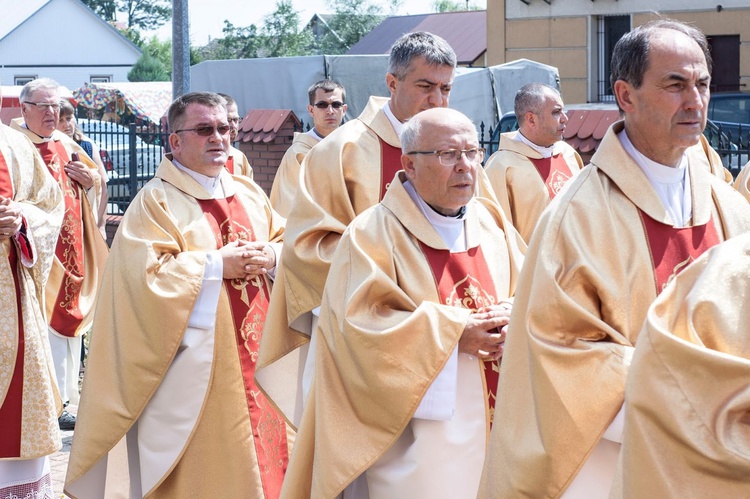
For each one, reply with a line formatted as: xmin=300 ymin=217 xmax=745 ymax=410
xmin=79 ymin=120 xmax=166 ymax=214
xmin=82 ymin=118 xmax=749 ymax=215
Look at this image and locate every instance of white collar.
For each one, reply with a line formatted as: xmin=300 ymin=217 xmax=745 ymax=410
xmin=383 ymin=100 xmax=404 ymax=137
xmin=172 ymin=158 xmax=226 ymax=199
xmin=515 ymin=131 xmax=557 ymax=158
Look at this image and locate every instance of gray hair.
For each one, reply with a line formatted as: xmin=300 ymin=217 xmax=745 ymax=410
xmin=20 ymin=77 xmax=60 ymax=103
xmin=168 ymin=92 xmax=226 ymax=131
xmin=388 ymin=32 xmax=457 ymax=80
xmin=610 ymin=19 xmax=711 ymax=111
xmin=307 ymin=79 xmax=346 ymax=105
xmin=400 ymin=118 xmax=423 ymax=154
xmin=514 ymin=83 xmax=560 ymax=125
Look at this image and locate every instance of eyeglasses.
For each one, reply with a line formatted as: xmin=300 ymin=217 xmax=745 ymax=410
xmin=313 ymin=101 xmax=345 ymax=109
xmin=23 ymin=102 xmax=60 ymax=111
xmin=406 ymin=148 xmax=485 ymax=167
xmin=174 ymin=125 xmax=231 ymax=137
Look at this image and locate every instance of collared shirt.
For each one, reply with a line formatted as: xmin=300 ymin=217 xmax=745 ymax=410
xmin=172 ymin=158 xmax=226 ymax=199
xmin=384 ymin=100 xmax=405 ymax=137
xmin=515 ymin=131 xmax=557 ymax=158
xmin=618 ymin=130 xmax=691 ymax=228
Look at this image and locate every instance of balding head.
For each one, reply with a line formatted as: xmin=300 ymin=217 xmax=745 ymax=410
xmin=400 ymin=108 xmax=482 ymax=216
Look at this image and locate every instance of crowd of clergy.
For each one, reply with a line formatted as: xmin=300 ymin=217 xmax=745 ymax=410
xmin=1 ymin=16 xmax=749 ymax=499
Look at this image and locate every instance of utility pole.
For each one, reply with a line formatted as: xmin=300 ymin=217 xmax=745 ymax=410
xmin=172 ymin=0 xmax=190 ymax=100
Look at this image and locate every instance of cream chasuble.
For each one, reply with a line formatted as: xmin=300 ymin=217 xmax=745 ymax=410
xmin=280 ymin=172 xmax=525 ymax=498
xmin=65 ymin=156 xmax=292 ymax=499
xmin=733 ymin=159 xmax=750 ymax=202
xmin=257 ymin=97 xmax=500 ymax=428
xmin=611 ymin=233 xmax=750 ymax=498
xmin=226 ymin=144 xmax=253 ymax=179
xmin=479 ymin=121 xmax=750 ymax=499
xmin=0 ymin=124 xmax=63 ymax=460
xmin=270 ymin=132 xmax=319 ymax=217
xmin=485 ymin=131 xmax=583 ymax=243
xmin=10 ymin=120 xmax=108 ymax=340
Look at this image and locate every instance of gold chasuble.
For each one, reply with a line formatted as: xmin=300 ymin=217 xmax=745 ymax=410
xmin=529 ymin=155 xmax=574 ymax=199
xmin=9 ymin=121 xmax=107 ymax=339
xmin=257 ymin=97 xmax=499 ymax=427
xmin=270 ymin=132 xmax=319 ymax=217
xmin=420 ymin=244 xmax=500 ymax=422
xmin=480 ymin=121 xmax=750 ymax=499
xmin=484 ymin=131 xmax=582 ymax=244
xmin=226 ymin=145 xmax=253 ymax=179
xmin=280 ymin=173 xmax=525 ymax=498
xmin=733 ymin=159 xmax=750 ymax=202
xmin=611 ymin=234 xmax=750 ymax=498
xmin=0 ymin=124 xmax=63 ymax=460
xmin=197 ymin=197 xmax=288 ymax=497
xmin=65 ymin=157 xmax=291 ymax=499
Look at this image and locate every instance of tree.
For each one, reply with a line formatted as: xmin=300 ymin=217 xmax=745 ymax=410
xmin=128 ymin=52 xmax=170 ymax=81
xmin=432 ymin=0 xmax=483 ymax=12
xmin=80 ymin=0 xmax=170 ymax=31
xmin=201 ymin=20 xmax=261 ymax=60
xmin=257 ymin=0 xmax=312 ymax=57
xmin=318 ymin=0 xmax=385 ymax=54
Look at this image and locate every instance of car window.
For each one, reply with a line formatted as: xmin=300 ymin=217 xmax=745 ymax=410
xmin=711 ymin=97 xmax=750 ymax=124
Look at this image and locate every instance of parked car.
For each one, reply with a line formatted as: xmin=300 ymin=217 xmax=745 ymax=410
xmin=77 ymin=119 xmax=162 ymax=212
xmin=706 ymin=92 xmax=750 ymax=148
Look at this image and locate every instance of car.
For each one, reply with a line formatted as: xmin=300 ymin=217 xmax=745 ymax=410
xmin=77 ymin=119 xmax=163 ymax=212
xmin=706 ymin=92 xmax=750 ymax=148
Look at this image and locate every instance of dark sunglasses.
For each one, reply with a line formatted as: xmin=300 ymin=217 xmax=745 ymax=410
xmin=174 ymin=125 xmax=231 ymax=137
xmin=313 ymin=101 xmax=344 ymax=109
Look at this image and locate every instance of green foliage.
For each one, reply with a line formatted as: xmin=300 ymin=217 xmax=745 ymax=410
xmin=128 ymin=52 xmax=170 ymax=81
xmin=258 ymin=0 xmax=313 ymax=57
xmin=81 ymin=0 xmax=116 ymax=21
xmin=432 ymin=0 xmax=482 ymax=12
xmin=318 ymin=0 xmax=384 ymax=54
xmin=81 ymin=0 xmax=170 ymax=31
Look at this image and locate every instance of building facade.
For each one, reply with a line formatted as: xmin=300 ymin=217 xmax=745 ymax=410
xmin=487 ymin=0 xmax=750 ymax=104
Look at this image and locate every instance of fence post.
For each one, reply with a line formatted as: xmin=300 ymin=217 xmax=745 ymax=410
xmin=129 ymin=123 xmax=138 ymax=204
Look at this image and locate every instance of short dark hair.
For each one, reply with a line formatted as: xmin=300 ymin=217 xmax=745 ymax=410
xmin=217 ymin=93 xmax=236 ymax=108
xmin=307 ymin=80 xmax=346 ymax=105
xmin=610 ymin=19 xmax=712 ymax=111
xmin=514 ymin=83 xmax=560 ymax=126
xmin=168 ymin=92 xmax=226 ymax=131
xmin=387 ymin=31 xmax=457 ymax=81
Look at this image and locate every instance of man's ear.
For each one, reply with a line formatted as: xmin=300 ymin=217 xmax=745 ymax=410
xmin=401 ymin=153 xmax=416 ymax=179
xmin=525 ymin=111 xmax=537 ymax=128
xmin=169 ymin=132 xmax=180 ymax=153
xmin=386 ymin=73 xmax=398 ymax=97
xmin=307 ymin=104 xmax=315 ymax=118
xmin=613 ymin=80 xmax=635 ymax=113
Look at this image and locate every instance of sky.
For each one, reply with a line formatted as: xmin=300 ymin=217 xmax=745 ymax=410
xmin=145 ymin=0 xmax=487 ymax=46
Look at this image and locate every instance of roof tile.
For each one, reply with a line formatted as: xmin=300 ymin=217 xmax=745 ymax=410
xmin=236 ymin=109 xmax=300 ymax=143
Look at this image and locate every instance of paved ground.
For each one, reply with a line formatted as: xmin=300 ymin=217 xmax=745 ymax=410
xmin=50 ymin=404 xmax=76 ymax=498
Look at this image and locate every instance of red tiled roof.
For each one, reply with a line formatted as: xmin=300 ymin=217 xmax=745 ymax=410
xmin=563 ymin=109 xmax=621 ymax=158
xmin=237 ymin=109 xmax=301 ymax=143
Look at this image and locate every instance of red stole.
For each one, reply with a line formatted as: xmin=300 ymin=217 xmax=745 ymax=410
xmin=529 ymin=154 xmax=573 ymax=199
xmin=225 ymin=156 xmax=235 ymax=175
xmin=639 ymin=211 xmax=720 ymax=294
xmin=379 ymin=138 xmax=402 ymax=200
xmin=35 ymin=140 xmax=86 ymax=337
xmin=0 ymin=149 xmax=23 ymax=456
xmin=198 ymin=196 xmax=288 ymax=498
xmin=419 ymin=243 xmax=500 ymax=426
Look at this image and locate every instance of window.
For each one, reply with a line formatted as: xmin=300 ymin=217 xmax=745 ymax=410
xmin=597 ymin=15 xmax=630 ymax=102
xmin=90 ymin=75 xmax=112 ymax=83
xmin=14 ymin=75 xmax=37 ymax=86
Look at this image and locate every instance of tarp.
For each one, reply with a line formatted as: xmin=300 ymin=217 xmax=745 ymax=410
xmin=72 ymin=81 xmax=172 ymax=125
xmin=191 ymin=56 xmax=559 ymax=132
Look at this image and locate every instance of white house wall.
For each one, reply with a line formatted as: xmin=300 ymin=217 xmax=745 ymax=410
xmin=506 ymin=0 xmax=747 ymax=19
xmin=0 ymin=0 xmax=140 ymax=89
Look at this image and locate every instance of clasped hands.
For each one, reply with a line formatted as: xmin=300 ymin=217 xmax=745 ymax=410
xmin=0 ymin=196 xmax=22 ymax=241
xmin=220 ymin=240 xmax=275 ymax=281
xmin=458 ymin=301 xmax=513 ymax=362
